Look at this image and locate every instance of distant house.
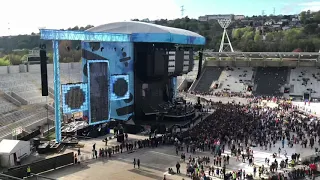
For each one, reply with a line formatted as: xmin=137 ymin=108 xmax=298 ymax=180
xmin=272 ymin=24 xmax=281 ymax=28
xmin=291 ymin=17 xmax=299 ymax=22
xmin=264 ymin=20 xmax=274 ymax=26
xmin=198 ymin=14 xmax=234 ymax=21
xmin=12 ymin=49 xmax=25 ymax=52
xmin=272 ymin=24 xmax=282 ymax=31
xmin=198 ymin=16 xmax=208 ymax=22
xmin=282 ymin=26 xmax=291 ymax=30
xmin=207 ymin=14 xmax=233 ymax=20
xmin=234 ymin=15 xmax=245 ymax=20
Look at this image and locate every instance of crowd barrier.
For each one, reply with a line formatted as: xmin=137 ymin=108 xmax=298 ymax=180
xmin=4 ymin=152 xmax=74 ymax=178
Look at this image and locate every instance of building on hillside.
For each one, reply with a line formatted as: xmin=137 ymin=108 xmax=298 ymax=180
xmin=234 ymin=15 xmax=245 ymax=20
xmin=291 ymin=17 xmax=299 ymax=22
xmin=264 ymin=20 xmax=274 ymax=26
xmin=198 ymin=14 xmax=236 ymax=21
xmin=271 ymin=24 xmax=282 ymax=31
xmin=198 ymin=16 xmax=208 ymax=21
xmin=282 ymin=26 xmax=291 ymax=31
xmin=207 ymin=14 xmax=233 ymax=20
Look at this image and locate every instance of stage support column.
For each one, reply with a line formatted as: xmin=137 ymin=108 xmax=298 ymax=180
xmin=53 ymin=40 xmax=62 ymax=143
xmin=172 ymin=77 xmax=177 ymax=99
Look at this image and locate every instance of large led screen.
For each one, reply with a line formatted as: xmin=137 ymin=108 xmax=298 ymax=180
xmin=87 ymin=60 xmax=110 ymax=124
xmin=61 ymin=83 xmax=88 ymax=114
xmin=110 ymin=75 xmax=130 ymax=100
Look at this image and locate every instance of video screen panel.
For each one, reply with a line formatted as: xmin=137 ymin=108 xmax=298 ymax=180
xmin=87 ymin=60 xmax=110 ymax=124
xmin=110 ymin=75 xmax=130 ymax=100
xmin=154 ymin=50 xmax=166 ymax=76
xmin=174 ymin=50 xmax=184 ymax=75
xmin=61 ymin=83 xmax=88 ymax=114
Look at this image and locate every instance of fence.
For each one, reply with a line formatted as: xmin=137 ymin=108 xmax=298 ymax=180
xmin=4 ymin=152 xmax=74 ymax=178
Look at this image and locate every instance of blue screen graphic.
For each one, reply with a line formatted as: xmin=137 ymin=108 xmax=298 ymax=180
xmin=110 ymin=75 xmax=130 ymax=100
xmin=87 ymin=60 xmax=110 ymax=125
xmin=82 ymin=42 xmax=134 ymax=121
xmin=62 ymin=83 xmax=88 ymax=114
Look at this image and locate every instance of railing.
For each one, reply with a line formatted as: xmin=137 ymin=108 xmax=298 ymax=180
xmin=11 ymin=92 xmax=28 ymax=105
xmin=3 ymin=92 xmax=22 ymax=106
xmin=0 ymin=173 xmax=23 ymax=180
xmin=0 ymin=110 xmax=50 ymax=138
xmin=30 ymin=173 xmax=57 ymax=180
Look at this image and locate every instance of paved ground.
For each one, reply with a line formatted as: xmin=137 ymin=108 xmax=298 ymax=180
xmin=38 ymin=133 xmax=317 ymax=180
xmin=42 ymin=136 xmax=185 ymax=180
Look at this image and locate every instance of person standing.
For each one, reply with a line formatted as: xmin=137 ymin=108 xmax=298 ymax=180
xmin=26 ymin=166 xmax=31 ymax=177
xmin=74 ymin=154 xmax=78 ymax=164
xmin=133 ymin=158 xmax=136 ymax=168
xmin=176 ymin=162 xmax=180 ymax=174
xmin=137 ymin=159 xmax=140 ymax=169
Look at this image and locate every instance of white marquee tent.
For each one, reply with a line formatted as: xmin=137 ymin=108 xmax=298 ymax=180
xmin=0 ymin=139 xmax=31 ymax=167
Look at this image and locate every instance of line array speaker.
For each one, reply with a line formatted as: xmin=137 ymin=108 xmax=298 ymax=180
xmin=196 ymin=51 xmax=203 ymax=80
xmin=40 ymin=50 xmax=48 ymax=96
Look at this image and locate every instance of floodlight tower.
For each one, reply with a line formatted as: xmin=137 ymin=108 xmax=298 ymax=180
xmin=218 ymin=19 xmax=234 ymax=52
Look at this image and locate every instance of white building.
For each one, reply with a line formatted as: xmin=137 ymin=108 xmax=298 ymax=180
xmin=234 ymin=15 xmax=245 ymax=20
xmin=198 ymin=14 xmax=234 ymax=21
xmin=198 ymin=16 xmax=208 ymax=22
xmin=0 ymin=140 xmax=31 ymax=167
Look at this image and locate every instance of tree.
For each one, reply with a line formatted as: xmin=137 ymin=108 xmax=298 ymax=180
xmin=300 ymin=11 xmax=306 ymax=24
xmin=5 ymin=54 xmax=22 ymax=65
xmin=232 ymin=29 xmax=241 ymax=39
xmin=1 ymin=12 xmax=320 ymax=53
xmin=0 ymin=58 xmax=10 ymax=66
xmin=254 ymin=32 xmax=262 ymax=42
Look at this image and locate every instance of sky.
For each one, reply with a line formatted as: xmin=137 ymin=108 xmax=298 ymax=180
xmin=0 ymin=0 xmax=320 ymax=36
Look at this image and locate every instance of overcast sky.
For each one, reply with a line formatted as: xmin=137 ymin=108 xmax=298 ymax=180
xmin=0 ymin=0 xmax=319 ymax=36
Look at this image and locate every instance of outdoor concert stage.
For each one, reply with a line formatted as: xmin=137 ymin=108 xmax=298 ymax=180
xmin=40 ymin=21 xmax=205 ymax=142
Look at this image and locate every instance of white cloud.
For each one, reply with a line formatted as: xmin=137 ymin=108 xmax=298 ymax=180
xmin=0 ymin=0 xmax=180 ymax=36
xmin=299 ymin=1 xmax=320 ymax=12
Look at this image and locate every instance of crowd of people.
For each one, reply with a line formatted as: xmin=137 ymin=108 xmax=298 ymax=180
xmin=189 ymin=90 xmax=254 ymax=99
xmin=171 ymin=96 xmax=320 ymax=180
xmin=75 ymin=92 xmax=320 ymax=180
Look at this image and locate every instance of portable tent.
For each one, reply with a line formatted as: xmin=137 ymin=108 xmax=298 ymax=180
xmin=0 ymin=139 xmax=31 ymax=167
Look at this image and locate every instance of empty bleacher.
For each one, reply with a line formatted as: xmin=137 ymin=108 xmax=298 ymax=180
xmin=289 ymin=67 xmax=320 ymax=97
xmin=218 ymin=67 xmax=254 ymax=93
xmin=0 ymin=73 xmax=45 ymax=104
xmin=0 ymin=95 xmax=18 ymax=114
xmin=254 ymin=67 xmax=289 ymax=96
xmin=0 ymin=104 xmax=54 ymax=139
xmin=193 ymin=67 xmax=223 ymax=93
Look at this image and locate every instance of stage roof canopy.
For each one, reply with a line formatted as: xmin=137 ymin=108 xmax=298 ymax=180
xmin=40 ymin=21 xmax=205 ymax=45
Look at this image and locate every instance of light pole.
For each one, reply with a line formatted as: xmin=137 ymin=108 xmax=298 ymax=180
xmin=217 ymin=19 xmax=234 ymax=52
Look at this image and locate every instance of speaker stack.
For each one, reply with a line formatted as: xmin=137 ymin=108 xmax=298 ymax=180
xmin=117 ymin=134 xmax=124 ymax=143
xmin=40 ymin=49 xmax=48 ymax=96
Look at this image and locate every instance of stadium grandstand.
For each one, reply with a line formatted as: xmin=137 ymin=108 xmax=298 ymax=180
xmin=179 ymin=51 xmax=320 ymax=100
xmin=0 ymin=62 xmax=81 ymax=140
